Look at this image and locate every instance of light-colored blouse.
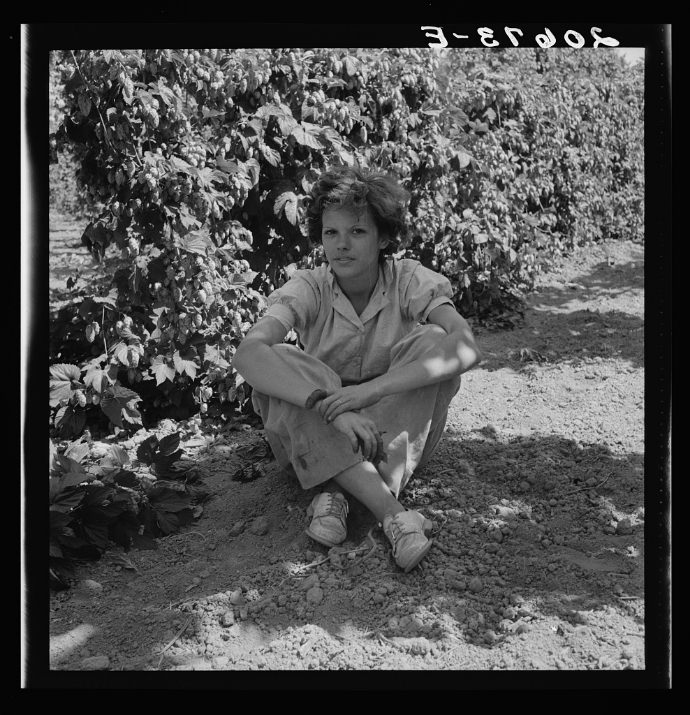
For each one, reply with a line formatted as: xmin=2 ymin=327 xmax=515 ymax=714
xmin=262 ymin=257 xmax=455 ymax=385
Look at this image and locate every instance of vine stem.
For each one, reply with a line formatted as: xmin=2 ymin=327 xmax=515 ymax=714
xmin=101 ymin=305 xmax=108 ymax=355
xmin=561 ymin=472 xmax=612 ymax=496
xmin=69 ymin=50 xmax=117 ymax=156
xmin=156 ymin=614 xmax=193 ymax=669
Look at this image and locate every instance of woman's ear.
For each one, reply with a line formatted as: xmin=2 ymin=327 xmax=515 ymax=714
xmin=378 ymin=234 xmax=390 ymax=250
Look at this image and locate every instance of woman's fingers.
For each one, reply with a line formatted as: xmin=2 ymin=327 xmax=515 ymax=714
xmin=325 ymin=400 xmax=348 ymax=423
xmin=354 ymin=431 xmax=369 ymax=460
xmin=320 ymin=387 xmax=365 ymax=422
xmin=346 ymin=429 xmax=359 ymax=452
xmin=355 ymin=424 xmax=380 ymax=461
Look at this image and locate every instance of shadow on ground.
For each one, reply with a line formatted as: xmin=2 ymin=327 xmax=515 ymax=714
xmin=474 ymin=256 xmax=644 ymax=372
xmin=161 ymin=426 xmax=644 ymax=660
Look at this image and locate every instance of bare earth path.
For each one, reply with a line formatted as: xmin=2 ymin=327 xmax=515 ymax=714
xmin=48 ymin=213 xmax=650 ymax=675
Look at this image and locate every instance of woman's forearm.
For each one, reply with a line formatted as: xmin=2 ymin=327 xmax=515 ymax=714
xmin=370 ymin=330 xmax=482 ymax=400
xmin=233 ymin=340 xmax=324 ymax=408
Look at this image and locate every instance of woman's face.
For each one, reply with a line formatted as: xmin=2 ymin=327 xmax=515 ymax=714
xmin=321 ymin=205 xmax=389 ymax=286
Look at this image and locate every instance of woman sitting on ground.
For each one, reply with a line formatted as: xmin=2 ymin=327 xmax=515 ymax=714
xmin=233 ymin=165 xmax=482 ymax=572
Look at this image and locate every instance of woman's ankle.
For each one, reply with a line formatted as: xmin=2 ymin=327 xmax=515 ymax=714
xmin=321 ymin=479 xmax=343 ymax=495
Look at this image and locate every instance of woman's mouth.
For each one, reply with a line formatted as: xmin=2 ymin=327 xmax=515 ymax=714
xmin=334 ymin=257 xmax=355 ymax=263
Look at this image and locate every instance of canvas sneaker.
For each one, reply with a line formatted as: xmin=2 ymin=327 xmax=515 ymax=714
xmin=382 ymin=510 xmax=433 ymax=573
xmin=305 ymin=492 xmax=349 ymax=547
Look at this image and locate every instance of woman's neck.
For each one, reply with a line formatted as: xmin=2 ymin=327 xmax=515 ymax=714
xmin=335 ymin=265 xmax=381 ymax=310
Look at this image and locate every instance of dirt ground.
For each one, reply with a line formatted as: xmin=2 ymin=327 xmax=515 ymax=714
xmin=46 ymin=212 xmax=656 ymax=677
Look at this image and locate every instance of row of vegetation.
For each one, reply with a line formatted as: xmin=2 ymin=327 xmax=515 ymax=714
xmin=48 ymin=47 xmax=643 ymax=580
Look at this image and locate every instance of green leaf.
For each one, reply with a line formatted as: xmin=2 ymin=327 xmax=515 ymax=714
xmin=453 ymin=150 xmax=472 ymax=170
xmin=154 ymin=509 xmax=179 ymax=535
xmin=84 ymin=366 xmax=110 ymax=394
xmin=49 ymin=478 xmax=62 ymax=503
xmin=173 ymin=350 xmax=198 ymax=379
xmin=55 ymin=453 xmax=85 ymax=475
xmin=78 ymin=93 xmax=92 ymax=118
xmin=255 ymin=104 xmax=287 ymax=120
xmin=49 ymin=364 xmax=82 ymax=406
xmin=153 ymin=80 xmax=175 ymax=107
xmin=100 ymin=386 xmax=141 ymax=428
xmin=215 ymin=157 xmax=239 ymax=175
xmin=122 ymin=76 xmax=134 ymax=105
xmin=230 ymin=270 xmax=258 ymax=285
xmin=176 ymin=231 xmax=211 ymax=256
xmin=337 ymin=148 xmax=355 ymax=166
xmin=169 ymin=155 xmax=194 ymax=174
xmin=82 ymin=522 xmax=111 ymax=551
xmin=259 ymin=143 xmax=281 ymax=167
xmin=202 ymin=343 xmax=230 ymax=370
xmin=176 ymin=508 xmax=195 ymax=527
xmin=273 ymin=191 xmax=298 ymax=224
xmin=59 ymin=471 xmax=93 ymax=490
xmin=100 ymin=397 xmax=123 ymax=428
xmin=106 ymin=445 xmax=130 ymax=467
xmin=49 ymin=385 xmax=72 ymax=409
xmin=202 ymin=107 xmax=226 ymax=120
xmin=277 ymin=114 xmax=299 ymax=137
xmin=108 ymin=513 xmax=140 ymax=550
xmin=63 ymin=440 xmax=90 ymax=464
xmin=247 ymin=118 xmax=264 ymax=136
xmin=50 ymin=487 xmax=86 ymax=512
xmin=343 ymin=55 xmax=358 ymax=77
xmin=123 ymin=403 xmax=143 ymax=426
xmin=158 ymin=433 xmax=181 ymax=457
xmin=113 ymin=470 xmax=139 ymax=488
xmin=49 ymin=510 xmax=73 ymax=533
xmin=137 ymin=436 xmax=159 ymax=465
xmin=113 ymin=384 xmax=142 ymax=405
xmin=112 ymin=341 xmax=130 ymax=366
xmin=241 ymin=158 xmax=261 ymax=187
xmin=54 ymin=405 xmax=86 ymax=437
xmin=178 ymin=206 xmax=201 ymax=230
xmin=291 ymin=125 xmax=321 ymax=151
xmin=150 ymin=355 xmax=175 ymax=386
xmin=210 ymin=169 xmax=231 ymax=185
xmin=150 ymin=486 xmax=192 ymax=513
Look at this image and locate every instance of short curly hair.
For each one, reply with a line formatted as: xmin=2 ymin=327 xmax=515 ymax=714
xmin=306 ymin=165 xmax=410 ymax=255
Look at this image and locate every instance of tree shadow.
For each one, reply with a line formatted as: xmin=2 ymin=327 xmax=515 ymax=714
xmin=109 ymin=401 xmax=646 ymax=670
xmin=475 ymin=256 xmax=644 ymax=372
xmin=390 ymin=430 xmax=646 ymax=649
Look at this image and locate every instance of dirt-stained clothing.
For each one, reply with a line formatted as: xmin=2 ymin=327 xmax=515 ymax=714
xmin=251 ymin=257 xmax=462 ymax=496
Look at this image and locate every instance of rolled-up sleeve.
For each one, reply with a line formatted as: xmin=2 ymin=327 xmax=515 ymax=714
xmin=402 ymin=263 xmax=455 ymax=324
xmin=263 ymin=272 xmax=319 ymax=332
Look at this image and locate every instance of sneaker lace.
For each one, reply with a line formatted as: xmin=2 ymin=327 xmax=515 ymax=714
xmin=387 ymin=516 xmax=419 ymax=547
xmin=321 ymin=494 xmax=348 ymax=520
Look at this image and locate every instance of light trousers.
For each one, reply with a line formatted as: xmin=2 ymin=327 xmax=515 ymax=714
xmin=251 ymin=324 xmax=462 ymax=498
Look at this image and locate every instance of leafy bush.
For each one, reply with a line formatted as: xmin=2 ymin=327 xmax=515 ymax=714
xmin=50 ymin=52 xmax=100 ymax=218
xmin=49 ymin=47 xmax=643 ymax=434
xmin=49 ymin=431 xmax=208 ymax=588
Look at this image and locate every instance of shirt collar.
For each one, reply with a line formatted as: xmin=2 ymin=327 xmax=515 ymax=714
xmin=327 ymin=258 xmax=392 ymax=326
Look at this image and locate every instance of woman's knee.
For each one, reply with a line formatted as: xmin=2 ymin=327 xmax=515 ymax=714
xmin=390 ymin=323 xmax=448 ymax=363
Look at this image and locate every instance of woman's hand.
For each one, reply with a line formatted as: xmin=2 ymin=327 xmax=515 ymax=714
xmin=331 ymin=411 xmax=384 ymax=463
xmin=319 ymin=384 xmax=381 ymax=423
